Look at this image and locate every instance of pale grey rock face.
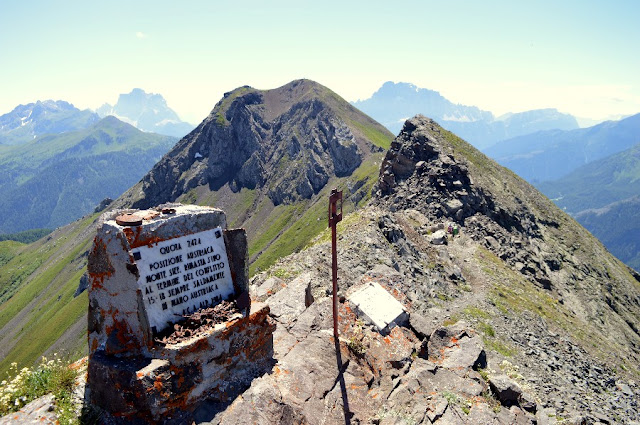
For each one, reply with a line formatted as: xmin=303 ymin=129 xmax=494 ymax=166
xmin=130 ymin=85 xmax=366 ymax=211
xmin=429 ymin=229 xmax=447 ymax=245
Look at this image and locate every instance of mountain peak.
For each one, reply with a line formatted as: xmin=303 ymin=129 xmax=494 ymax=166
xmin=373 ymin=113 xmax=640 ymax=359
xmin=0 ymin=100 xmax=99 ymax=145
xmin=124 ymin=79 xmax=392 ymax=211
xmin=377 ymin=81 xmax=437 ymax=97
xmin=97 ymin=89 xmax=194 ymax=137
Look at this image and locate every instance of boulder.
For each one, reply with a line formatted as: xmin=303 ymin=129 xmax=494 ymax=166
xmin=427 ymin=325 xmax=486 ymax=370
xmin=266 ymin=273 xmax=313 ymax=328
xmin=429 ymin=229 xmax=447 ymax=245
xmin=489 ymin=374 xmax=523 ymax=407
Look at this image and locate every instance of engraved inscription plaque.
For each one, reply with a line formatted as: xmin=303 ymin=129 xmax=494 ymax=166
xmin=133 ymin=227 xmax=234 ymax=332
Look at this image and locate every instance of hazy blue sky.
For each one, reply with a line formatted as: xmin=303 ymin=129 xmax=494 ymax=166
xmin=1 ymin=0 xmax=638 ymax=124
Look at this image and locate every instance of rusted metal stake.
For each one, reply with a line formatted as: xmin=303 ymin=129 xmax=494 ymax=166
xmin=328 ymin=188 xmax=343 ymax=339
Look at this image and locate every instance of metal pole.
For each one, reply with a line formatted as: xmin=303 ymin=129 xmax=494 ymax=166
xmin=328 ymin=188 xmax=343 ymax=339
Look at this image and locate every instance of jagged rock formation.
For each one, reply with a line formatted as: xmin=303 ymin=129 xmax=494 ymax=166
xmin=374 ymin=116 xmax=640 ymax=352
xmin=123 ymin=80 xmax=384 ymax=210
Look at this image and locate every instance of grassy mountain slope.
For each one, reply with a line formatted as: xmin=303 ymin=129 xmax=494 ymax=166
xmin=0 ymin=80 xmax=393 ymax=375
xmin=536 ymin=142 xmax=640 ymax=270
xmin=0 ymin=116 xmax=177 ymax=234
xmin=537 ymin=141 xmax=640 ymax=213
xmin=0 ymin=214 xmax=99 ymax=376
xmin=573 ymin=197 xmax=640 ymax=271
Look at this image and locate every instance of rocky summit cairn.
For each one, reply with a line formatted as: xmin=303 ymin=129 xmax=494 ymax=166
xmin=86 ymin=204 xmax=275 ymax=424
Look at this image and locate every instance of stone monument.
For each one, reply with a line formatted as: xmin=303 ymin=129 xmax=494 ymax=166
xmin=87 ymin=204 xmax=275 ymax=424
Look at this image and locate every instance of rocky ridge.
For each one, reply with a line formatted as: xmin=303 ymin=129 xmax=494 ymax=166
xmin=211 ymin=116 xmax=640 ymax=424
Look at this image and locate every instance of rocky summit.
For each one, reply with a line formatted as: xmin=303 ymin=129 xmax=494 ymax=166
xmin=122 ymin=79 xmax=387 ymax=210
xmin=213 ymin=115 xmax=640 ymax=424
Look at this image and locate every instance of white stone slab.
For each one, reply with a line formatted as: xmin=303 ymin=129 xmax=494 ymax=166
xmin=347 ymin=281 xmax=408 ymax=334
xmin=133 ymin=227 xmax=234 ymax=333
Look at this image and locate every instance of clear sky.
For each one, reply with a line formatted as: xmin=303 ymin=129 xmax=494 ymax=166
xmin=1 ymin=0 xmax=639 ymax=124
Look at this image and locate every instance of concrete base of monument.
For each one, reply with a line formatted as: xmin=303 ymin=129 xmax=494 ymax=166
xmin=87 ymin=302 xmax=275 ymax=424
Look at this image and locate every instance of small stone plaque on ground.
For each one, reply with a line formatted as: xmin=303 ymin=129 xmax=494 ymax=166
xmin=348 ymin=281 xmax=408 ymax=334
xmin=133 ymin=227 xmax=234 ymax=332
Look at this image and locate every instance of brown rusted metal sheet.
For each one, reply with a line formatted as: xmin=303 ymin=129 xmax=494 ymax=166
xmin=115 ymin=214 xmax=143 ymax=226
xmin=328 ymin=189 xmax=343 ymax=228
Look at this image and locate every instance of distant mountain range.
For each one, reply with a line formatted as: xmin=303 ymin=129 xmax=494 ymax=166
xmin=485 ymin=113 xmax=640 ymax=182
xmin=352 ymin=81 xmax=579 ymax=149
xmin=0 ymin=100 xmax=99 ymax=145
xmin=97 ymin=88 xmax=195 ymax=137
xmin=0 ymin=116 xmax=176 ymax=234
xmin=537 ymin=142 xmax=640 ymax=270
xmin=0 ymin=89 xmax=194 ymax=235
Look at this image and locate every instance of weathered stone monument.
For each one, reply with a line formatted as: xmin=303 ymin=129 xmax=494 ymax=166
xmin=87 ymin=204 xmax=275 ymax=423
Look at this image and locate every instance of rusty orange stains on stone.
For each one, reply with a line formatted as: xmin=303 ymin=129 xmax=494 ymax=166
xmin=70 ymin=357 xmax=88 ymax=370
xmin=88 ymin=237 xmax=114 ymax=289
xmin=121 ymin=225 xmax=164 ymax=249
xmin=140 ymin=211 xmax=160 ymax=221
xmin=153 ymin=376 xmax=164 ymax=392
